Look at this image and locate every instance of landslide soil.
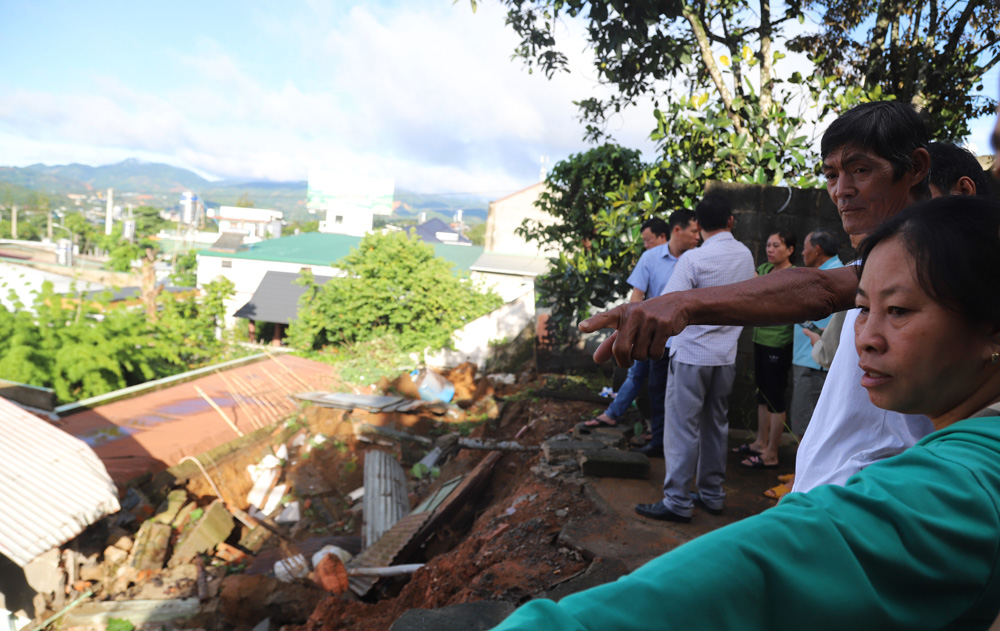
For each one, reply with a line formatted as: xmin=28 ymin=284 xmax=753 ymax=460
xmin=303 ymin=394 xmax=605 ymax=631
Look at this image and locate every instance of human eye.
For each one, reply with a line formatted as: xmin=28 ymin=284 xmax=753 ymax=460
xmin=887 ymin=306 xmax=909 ymax=317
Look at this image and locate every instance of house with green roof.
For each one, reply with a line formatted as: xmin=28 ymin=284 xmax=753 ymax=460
xmin=196 ymin=231 xmax=484 ymax=328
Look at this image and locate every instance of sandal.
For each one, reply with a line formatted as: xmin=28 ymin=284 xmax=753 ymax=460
xmin=776 ymin=473 xmax=795 ymax=484
xmin=584 ymin=416 xmax=618 ymax=428
xmin=764 ymin=483 xmax=791 ymax=500
xmin=740 ymin=454 xmax=778 ymax=469
xmin=731 ymin=443 xmax=761 ymax=456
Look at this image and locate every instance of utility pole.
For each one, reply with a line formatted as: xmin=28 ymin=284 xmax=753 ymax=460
xmin=105 ymin=188 xmax=114 ymax=235
xmin=11 ymin=204 xmax=16 ymax=240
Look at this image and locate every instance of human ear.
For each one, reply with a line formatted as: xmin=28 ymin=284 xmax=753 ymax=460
xmin=910 ymin=147 xmax=931 ymax=186
xmin=954 ymin=176 xmax=977 ymax=196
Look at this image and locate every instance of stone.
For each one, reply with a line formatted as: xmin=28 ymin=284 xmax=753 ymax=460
xmin=171 ymin=500 xmax=235 ymax=564
xmin=79 ymin=565 xmax=104 ymax=582
xmin=579 ymin=450 xmax=650 ymax=479
xmin=389 ymin=601 xmax=517 ymax=631
xmin=103 ymin=545 xmax=128 ymax=566
xmin=112 ymin=535 xmax=134 ymax=552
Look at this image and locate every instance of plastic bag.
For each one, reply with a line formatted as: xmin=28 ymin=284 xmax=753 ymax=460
xmin=410 ymin=368 xmax=455 ymax=403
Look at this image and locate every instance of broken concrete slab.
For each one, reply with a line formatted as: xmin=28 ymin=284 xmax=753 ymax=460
xmin=153 ymin=489 xmax=189 ymax=524
xmin=389 ymin=600 xmax=517 ymax=631
xmin=172 ymin=500 xmax=235 ymax=564
xmin=61 ymin=597 xmax=201 ymax=626
xmin=541 ymin=439 xmax=607 ymax=462
xmin=22 ymin=547 xmax=62 ymax=596
xmin=579 ymin=450 xmax=650 ymax=479
xmin=130 ymin=520 xmax=172 ymax=571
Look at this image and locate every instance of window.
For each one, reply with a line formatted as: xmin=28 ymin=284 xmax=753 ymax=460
xmin=221 ymin=260 xmax=232 ymax=268
xmin=335 ymin=215 xmax=344 ymax=224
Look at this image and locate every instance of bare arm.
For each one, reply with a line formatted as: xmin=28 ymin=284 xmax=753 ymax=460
xmin=579 ymin=265 xmax=858 ymax=365
xmin=630 ymin=288 xmax=645 ymax=303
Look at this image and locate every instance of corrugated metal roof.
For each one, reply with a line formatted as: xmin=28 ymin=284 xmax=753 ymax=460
xmin=233 ymin=271 xmax=333 ymax=324
xmin=198 ymin=232 xmax=484 ymax=272
xmin=0 ymin=397 xmax=120 ymax=567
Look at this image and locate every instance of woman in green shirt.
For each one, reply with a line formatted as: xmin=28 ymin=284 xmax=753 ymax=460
xmin=491 ymin=195 xmax=1000 ymax=631
xmin=736 ymin=230 xmax=796 ymax=468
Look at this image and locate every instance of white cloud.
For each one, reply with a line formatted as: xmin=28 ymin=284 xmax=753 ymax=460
xmin=0 ymin=2 xmax=660 ymax=192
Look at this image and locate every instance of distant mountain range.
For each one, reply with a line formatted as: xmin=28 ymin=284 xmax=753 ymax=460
xmin=0 ymin=159 xmax=491 ymax=223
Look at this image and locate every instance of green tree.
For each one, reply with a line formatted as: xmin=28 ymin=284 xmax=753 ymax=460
xmin=465 ymin=222 xmax=487 ymax=246
xmin=287 ymin=232 xmax=503 ymax=352
xmin=282 ymin=219 xmax=320 ymax=236
xmin=171 ymin=250 xmax=198 ymax=287
xmin=789 ymin=0 xmax=1000 ymax=140
xmin=235 ymin=192 xmax=255 ymax=208
xmin=517 ymin=144 xmax=648 ymax=335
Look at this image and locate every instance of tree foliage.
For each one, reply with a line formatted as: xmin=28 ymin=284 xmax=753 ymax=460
xmin=287 ymin=231 xmax=503 ymax=352
xmin=517 ymin=144 xmax=648 ymax=334
xmin=0 ymin=278 xmax=237 ymax=403
xmin=789 ymin=0 xmax=1000 ymax=139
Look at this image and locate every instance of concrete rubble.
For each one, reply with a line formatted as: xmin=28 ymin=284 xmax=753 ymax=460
xmin=7 ymin=361 xmax=557 ymax=631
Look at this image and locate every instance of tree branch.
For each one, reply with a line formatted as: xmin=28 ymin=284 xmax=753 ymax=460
xmin=682 ymin=4 xmax=745 ymax=133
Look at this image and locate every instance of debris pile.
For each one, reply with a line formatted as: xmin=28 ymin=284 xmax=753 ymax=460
xmin=17 ymin=362 xmax=553 ymax=631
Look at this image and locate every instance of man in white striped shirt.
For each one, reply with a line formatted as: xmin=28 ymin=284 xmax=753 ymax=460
xmin=636 ymin=195 xmax=755 ymax=522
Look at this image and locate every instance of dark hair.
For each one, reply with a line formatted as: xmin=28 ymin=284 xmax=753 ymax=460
xmin=821 ymin=101 xmax=929 ymax=197
xmin=858 ymin=196 xmax=1000 ymax=328
xmin=667 ymin=208 xmax=696 ymax=232
xmin=807 ymin=229 xmax=839 ymax=257
xmin=641 ymin=217 xmax=669 ymax=237
xmin=927 ymin=141 xmax=990 ymax=197
xmin=695 ymin=194 xmax=732 ymax=232
xmin=769 ymin=230 xmax=797 ymax=256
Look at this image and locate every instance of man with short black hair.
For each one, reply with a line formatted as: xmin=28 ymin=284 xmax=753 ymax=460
xmin=584 ymin=101 xmax=935 ymax=494
xmin=636 ymin=195 xmax=754 ymax=521
xmin=790 ymin=230 xmax=842 ymax=437
xmin=586 ymin=210 xmax=699 ymax=439
xmin=927 ymin=141 xmax=991 ymax=197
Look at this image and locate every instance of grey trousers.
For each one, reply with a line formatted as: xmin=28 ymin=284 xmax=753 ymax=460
xmin=791 ymin=365 xmax=828 ymax=436
xmin=662 ymin=360 xmax=736 ymax=516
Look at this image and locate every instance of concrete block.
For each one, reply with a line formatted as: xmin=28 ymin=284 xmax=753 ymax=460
xmin=23 ymin=547 xmax=62 ymax=595
xmin=129 ymin=520 xmax=172 ymax=571
xmin=153 ymin=489 xmax=190 ymax=524
xmin=579 ymin=450 xmax=650 ymax=479
xmin=172 ymin=500 xmax=235 ymax=564
xmin=542 ymin=439 xmax=606 ymax=463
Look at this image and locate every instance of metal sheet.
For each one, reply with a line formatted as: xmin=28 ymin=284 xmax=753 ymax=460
xmin=0 ymin=397 xmax=120 ymax=566
xmin=292 ymin=392 xmax=407 ymax=412
xmin=362 ymin=450 xmax=410 ymax=549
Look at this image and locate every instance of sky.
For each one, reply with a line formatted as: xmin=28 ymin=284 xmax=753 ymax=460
xmin=0 ymin=1 xmax=997 ymax=196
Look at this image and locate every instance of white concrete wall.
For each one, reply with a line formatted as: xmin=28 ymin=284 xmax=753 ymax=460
xmin=423 ymin=285 xmax=536 ymax=370
xmin=195 ymin=255 xmax=341 ymax=326
xmin=319 ymin=208 xmax=373 ymax=237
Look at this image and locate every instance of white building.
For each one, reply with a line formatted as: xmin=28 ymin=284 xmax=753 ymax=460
xmin=307 ymin=171 xmax=393 ymax=236
xmin=207 ymin=206 xmax=283 ymax=241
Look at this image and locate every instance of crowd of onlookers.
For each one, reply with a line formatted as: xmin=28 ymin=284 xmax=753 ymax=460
xmin=490 ymin=91 xmax=1000 ymax=630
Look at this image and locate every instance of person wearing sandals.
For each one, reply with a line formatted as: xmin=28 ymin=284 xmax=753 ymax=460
xmin=585 ymin=212 xmax=700 ymax=459
xmin=492 ymin=195 xmax=1000 ymax=631
xmin=734 ymin=230 xmax=796 ymax=470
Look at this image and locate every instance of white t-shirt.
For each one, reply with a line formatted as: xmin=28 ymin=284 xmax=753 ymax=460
xmin=792 ymin=308 xmax=936 ymax=493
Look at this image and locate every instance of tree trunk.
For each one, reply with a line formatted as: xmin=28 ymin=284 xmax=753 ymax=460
xmin=141 ymin=248 xmax=162 ymax=322
xmin=683 ymin=4 xmax=746 ymax=134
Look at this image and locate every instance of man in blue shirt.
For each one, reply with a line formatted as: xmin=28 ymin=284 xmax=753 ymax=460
xmin=791 ymin=229 xmax=843 ymax=438
xmin=587 ymin=211 xmax=700 ymax=459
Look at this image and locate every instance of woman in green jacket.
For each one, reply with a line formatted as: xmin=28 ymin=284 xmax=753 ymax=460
xmin=736 ymin=230 xmax=796 ymax=468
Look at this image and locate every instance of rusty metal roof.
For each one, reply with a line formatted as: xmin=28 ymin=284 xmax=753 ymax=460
xmin=0 ymin=396 xmax=120 ymax=566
